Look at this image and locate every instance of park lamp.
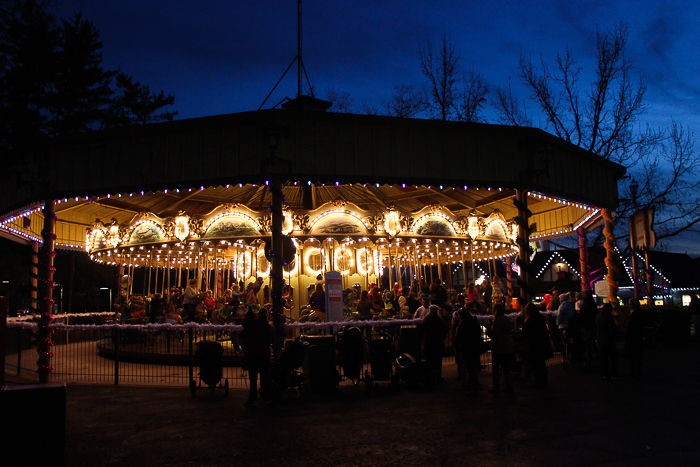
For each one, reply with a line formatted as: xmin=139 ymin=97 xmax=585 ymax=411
xmin=629 ymin=178 xmax=639 ymax=201
xmin=619 ymin=177 xmax=639 ymax=208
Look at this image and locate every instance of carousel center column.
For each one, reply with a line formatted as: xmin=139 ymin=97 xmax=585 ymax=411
xmin=513 ymin=190 xmax=534 ymax=305
xmin=262 ymin=124 xmax=290 ymax=356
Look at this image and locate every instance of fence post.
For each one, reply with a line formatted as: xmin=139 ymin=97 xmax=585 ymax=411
xmin=114 ymin=328 xmax=120 ymax=386
xmin=188 ymin=327 xmax=194 ymax=384
xmin=0 ymin=297 xmax=6 ymax=387
xmin=16 ymin=327 xmax=22 ymax=376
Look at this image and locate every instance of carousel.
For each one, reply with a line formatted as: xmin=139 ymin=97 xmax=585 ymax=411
xmin=0 ymin=97 xmax=625 ymax=378
xmin=82 ymin=194 xmax=524 ymax=310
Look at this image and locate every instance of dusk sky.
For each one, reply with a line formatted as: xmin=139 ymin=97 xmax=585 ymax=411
xmin=50 ymin=0 xmax=700 ymax=254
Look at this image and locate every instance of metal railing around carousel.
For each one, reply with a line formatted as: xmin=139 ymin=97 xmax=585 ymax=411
xmin=4 ymin=312 xmax=558 ymax=387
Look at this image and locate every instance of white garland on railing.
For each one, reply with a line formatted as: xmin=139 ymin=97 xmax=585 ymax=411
xmin=5 ymin=310 xmax=561 ymax=332
xmin=8 ymin=311 xmax=114 ymax=322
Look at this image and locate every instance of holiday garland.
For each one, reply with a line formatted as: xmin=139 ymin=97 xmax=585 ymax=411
xmin=602 ymin=208 xmax=619 ymax=303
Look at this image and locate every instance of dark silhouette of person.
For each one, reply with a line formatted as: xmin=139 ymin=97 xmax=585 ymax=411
xmin=523 ymin=302 xmax=553 ymax=388
xmin=240 ymin=307 xmax=274 ymax=407
xmin=596 ymin=303 xmax=619 ymax=379
xmin=421 ymin=305 xmax=448 ymax=382
xmin=626 ymin=298 xmax=644 ymax=378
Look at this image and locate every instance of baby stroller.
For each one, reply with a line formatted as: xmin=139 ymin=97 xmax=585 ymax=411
xmin=364 ymin=331 xmax=400 ymax=393
xmin=190 ymin=340 xmax=229 ymax=397
xmin=393 ymin=353 xmax=435 ymax=387
xmin=269 ymin=336 xmax=308 ymax=399
xmin=336 ymin=326 xmax=367 ymax=384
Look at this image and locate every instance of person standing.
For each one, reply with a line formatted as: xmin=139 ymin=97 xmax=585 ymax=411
xmin=421 ymin=305 xmax=448 ymax=382
xmin=183 ymin=278 xmax=199 ymax=323
xmin=556 ymin=293 xmax=576 ymax=353
xmin=523 ymin=302 xmax=553 ymax=388
xmin=454 ymin=302 xmax=484 ymax=394
xmin=489 ymin=304 xmax=514 ymax=394
xmin=596 ymin=303 xmax=619 ymax=379
xmin=580 ymin=290 xmax=598 ymax=359
xmin=413 ymin=294 xmax=432 ymax=320
xmin=625 ymin=298 xmax=644 ymax=378
xmin=240 ymin=308 xmax=274 ymax=407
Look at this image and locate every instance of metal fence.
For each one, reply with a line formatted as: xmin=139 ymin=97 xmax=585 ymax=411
xmin=4 ymin=316 xmax=553 ymax=387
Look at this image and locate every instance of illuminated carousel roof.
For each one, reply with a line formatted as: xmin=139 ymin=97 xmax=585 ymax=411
xmin=0 ymin=103 xmax=625 ymax=251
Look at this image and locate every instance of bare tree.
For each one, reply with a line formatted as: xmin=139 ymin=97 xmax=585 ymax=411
xmin=419 ymin=33 xmax=489 ymax=122
xmin=456 ymin=67 xmax=489 ymax=123
xmin=418 ymin=33 xmax=461 ymax=121
xmin=494 ymin=21 xmax=700 ymax=249
xmin=382 ymin=83 xmax=427 ymax=118
xmin=492 ymin=79 xmax=533 ymax=126
xmin=359 ymin=101 xmax=380 ymax=116
xmin=324 ymin=85 xmax=354 ymax=113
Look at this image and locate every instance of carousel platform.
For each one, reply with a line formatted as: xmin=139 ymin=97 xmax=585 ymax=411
xmin=95 ymin=333 xmax=245 ymax=366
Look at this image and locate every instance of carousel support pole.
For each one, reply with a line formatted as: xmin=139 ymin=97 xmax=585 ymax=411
xmin=297 ymin=243 xmax=304 ymax=317
xmin=506 ymin=256 xmax=513 ymax=307
xmin=602 ymin=208 xmax=619 ymax=305
xmin=269 ymin=180 xmax=285 ymax=356
xmin=143 ymin=258 xmax=149 ymax=295
xmin=460 ymin=244 xmax=467 ymax=292
xmin=435 ymin=243 xmax=442 ymax=284
xmin=38 ymin=199 xmax=57 ymax=383
xmin=363 ymin=243 xmax=369 ymax=291
xmin=154 ymin=263 xmax=159 ymax=296
xmin=30 ymin=241 xmax=39 ymax=314
xmin=167 ymin=253 xmax=171 ymax=296
xmin=387 ymin=242 xmax=393 ymax=287
xmin=514 ymin=189 xmax=534 ymax=304
xmin=117 ymin=253 xmax=124 ymax=299
xmin=470 ymin=243 xmax=476 ymax=285
xmin=577 ymin=227 xmax=590 ymax=292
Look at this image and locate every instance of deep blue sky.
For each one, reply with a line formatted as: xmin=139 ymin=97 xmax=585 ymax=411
xmin=51 ymin=0 xmax=700 ymax=254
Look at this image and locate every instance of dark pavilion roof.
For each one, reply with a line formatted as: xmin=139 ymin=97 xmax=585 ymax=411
xmin=0 ymin=104 xmax=625 ymax=249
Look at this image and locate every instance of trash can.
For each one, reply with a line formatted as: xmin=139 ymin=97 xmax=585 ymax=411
xmin=302 ymin=335 xmax=338 ymax=392
xmin=399 ymin=325 xmax=420 ymax=359
xmin=1 ymin=383 xmax=66 ymax=467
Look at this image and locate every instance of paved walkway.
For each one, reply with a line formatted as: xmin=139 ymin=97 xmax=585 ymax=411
xmin=4 ymin=343 xmax=700 ymax=466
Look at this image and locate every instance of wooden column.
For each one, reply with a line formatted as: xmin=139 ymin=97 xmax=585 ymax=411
xmin=37 ymin=199 xmax=56 ymax=383
xmin=30 ymin=242 xmax=39 ymax=314
xmin=515 ymin=189 xmax=532 ymax=304
xmin=577 ymin=227 xmax=590 ymax=292
xmin=270 ymin=181 xmax=285 ymax=354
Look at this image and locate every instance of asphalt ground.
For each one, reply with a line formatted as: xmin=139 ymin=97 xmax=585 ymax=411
xmin=4 ymin=343 xmax=700 ymax=467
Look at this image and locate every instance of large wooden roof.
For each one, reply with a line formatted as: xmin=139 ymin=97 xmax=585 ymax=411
xmin=0 ymin=105 xmax=625 ymax=250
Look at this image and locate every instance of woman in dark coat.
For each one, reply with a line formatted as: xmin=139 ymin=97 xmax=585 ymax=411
xmin=240 ymin=308 xmax=274 ymax=407
xmin=625 ymin=298 xmax=644 ymax=378
xmin=454 ymin=302 xmax=484 ymax=393
xmin=421 ymin=305 xmax=448 ymax=382
xmin=596 ymin=303 xmax=619 ymax=379
xmin=522 ymin=302 xmax=553 ymax=388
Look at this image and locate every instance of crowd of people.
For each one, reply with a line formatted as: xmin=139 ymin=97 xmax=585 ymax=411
xmin=111 ymin=272 xmax=661 ymax=405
